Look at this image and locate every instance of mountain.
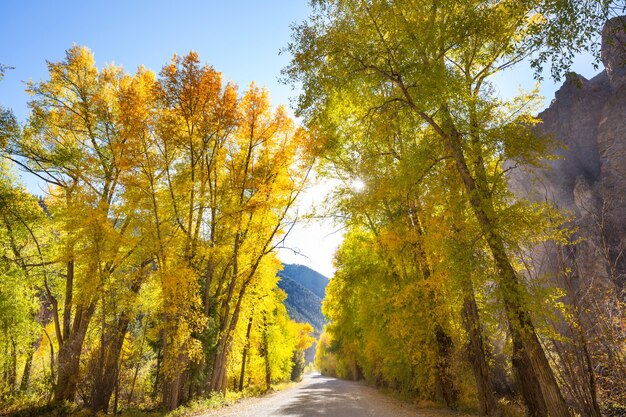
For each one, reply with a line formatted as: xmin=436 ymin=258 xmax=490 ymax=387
xmin=280 ymin=264 xmax=329 ymax=300
xmin=277 ymin=264 xmax=329 ymax=363
xmin=278 ymin=276 xmax=325 ymax=331
xmin=506 ymin=16 xmax=626 ymax=405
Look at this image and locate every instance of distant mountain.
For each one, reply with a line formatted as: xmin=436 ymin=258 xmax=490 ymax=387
xmin=278 ymin=275 xmax=325 ymax=331
xmin=281 ymin=264 xmax=329 ymax=300
xmin=277 ymin=264 xmax=329 ymax=364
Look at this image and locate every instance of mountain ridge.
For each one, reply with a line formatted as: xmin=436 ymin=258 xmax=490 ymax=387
xmin=277 ymin=263 xmax=329 ymax=363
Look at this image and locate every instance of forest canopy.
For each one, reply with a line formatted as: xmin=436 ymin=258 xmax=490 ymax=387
xmin=284 ymin=1 xmax=626 ymax=417
xmin=0 ymin=47 xmax=314 ymax=415
xmin=1 ymin=1 xmax=625 ymax=416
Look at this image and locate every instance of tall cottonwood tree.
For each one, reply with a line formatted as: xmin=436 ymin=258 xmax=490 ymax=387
xmin=1 ymin=46 xmax=314 ymax=414
xmin=150 ymin=53 xmax=236 ymax=408
xmin=206 ymin=84 xmax=311 ymax=394
xmin=144 ymin=54 xmax=312 ymax=406
xmin=9 ymin=47 xmax=148 ymax=405
xmin=285 ymin=1 xmax=617 ymax=416
xmin=310 ymin=91 xmax=503 ymax=412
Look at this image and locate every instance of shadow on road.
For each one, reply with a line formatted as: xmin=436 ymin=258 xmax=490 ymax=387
xmin=275 ymin=376 xmax=367 ymax=417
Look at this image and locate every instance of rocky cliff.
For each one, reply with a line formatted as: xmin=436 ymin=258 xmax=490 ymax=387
xmin=510 ymin=16 xmax=626 ymax=410
xmin=513 ymin=16 xmax=626 ymax=288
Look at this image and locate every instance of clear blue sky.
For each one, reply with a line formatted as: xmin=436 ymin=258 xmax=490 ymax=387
xmin=0 ymin=1 xmax=603 ymax=277
xmin=0 ymin=0 xmax=311 ymax=122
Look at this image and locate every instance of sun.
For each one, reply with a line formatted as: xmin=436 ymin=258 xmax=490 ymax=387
xmin=351 ymin=178 xmax=365 ymax=192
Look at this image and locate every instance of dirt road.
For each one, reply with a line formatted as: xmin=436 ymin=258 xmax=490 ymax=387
xmin=200 ymin=373 xmax=473 ymax=417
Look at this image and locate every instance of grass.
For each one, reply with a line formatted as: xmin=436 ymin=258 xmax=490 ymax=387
xmin=3 ymin=383 xmax=298 ymax=417
xmin=164 ymin=391 xmax=244 ymax=417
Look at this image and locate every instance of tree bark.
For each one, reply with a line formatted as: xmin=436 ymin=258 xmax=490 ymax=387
xmin=430 ymin=111 xmax=571 ymax=417
xmin=161 ymin=344 xmax=190 ymax=410
xmin=434 ymin=324 xmax=459 ymax=410
xmin=238 ymin=315 xmax=254 ymax=391
xmin=209 ymin=335 xmax=232 ymax=393
xmin=511 ymin=325 xmax=548 ymax=417
xmin=54 ymin=301 xmax=96 ymax=403
xmin=461 ymin=289 xmax=501 ymax=416
xmin=90 ymin=271 xmax=145 ymax=413
xmin=263 ymin=314 xmax=271 ymax=392
xmin=63 ymin=261 xmax=74 ymax=340
xmin=19 ymin=349 xmax=33 ymax=392
xmin=90 ymin=316 xmax=131 ymax=413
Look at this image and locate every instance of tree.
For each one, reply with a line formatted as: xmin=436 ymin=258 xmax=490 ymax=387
xmin=0 ymin=164 xmax=44 ymax=397
xmin=206 ymin=83 xmax=311 ymax=394
xmin=11 ymin=47 xmax=158 ymax=410
xmin=1 ymin=46 xmax=314 ymax=414
xmin=284 ymin=1 xmax=613 ymax=415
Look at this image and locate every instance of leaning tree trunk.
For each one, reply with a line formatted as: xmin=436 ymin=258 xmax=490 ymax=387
xmin=511 ymin=323 xmax=548 ymax=417
xmin=461 ymin=286 xmax=501 ymax=417
xmin=495 ymin=241 xmax=569 ymax=417
xmin=434 ymin=324 xmax=459 ymax=410
xmin=431 ymin=113 xmax=571 ymax=417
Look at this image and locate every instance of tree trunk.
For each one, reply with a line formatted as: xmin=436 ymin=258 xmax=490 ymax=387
xmin=127 ymin=321 xmax=147 ymax=407
xmin=19 ymin=349 xmax=34 ymax=392
xmin=407 ymin=203 xmax=460 ymax=410
xmin=209 ymin=335 xmax=232 ymax=393
xmin=263 ymin=317 xmax=271 ymax=392
xmin=91 ymin=269 xmax=146 ymax=413
xmin=55 ymin=340 xmax=82 ymax=402
xmin=435 ymin=115 xmax=571 ymax=417
xmin=159 ymin=313 xmax=193 ymax=410
xmin=63 ymin=261 xmax=74 ymax=340
xmin=162 ymin=373 xmax=182 ymax=411
xmin=500 ymin=255 xmax=570 ymax=417
xmin=113 ymin=374 xmax=120 ymax=415
xmin=54 ymin=301 xmax=95 ymax=403
xmin=152 ymin=345 xmax=162 ymax=401
xmin=238 ymin=315 xmax=254 ymax=391
xmin=209 ymin=235 xmax=240 ymax=394
xmin=5 ymin=338 xmax=17 ymax=390
xmin=161 ymin=347 xmax=190 ymax=410
xmin=461 ymin=290 xmax=501 ymax=416
xmin=511 ymin=324 xmax=548 ymax=417
xmin=90 ymin=316 xmax=131 ymax=413
xmin=434 ymin=324 xmax=459 ymax=410
xmin=580 ymin=338 xmax=602 ymax=417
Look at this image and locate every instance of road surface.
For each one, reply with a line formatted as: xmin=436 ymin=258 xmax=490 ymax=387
xmin=200 ymin=373 xmax=473 ymax=417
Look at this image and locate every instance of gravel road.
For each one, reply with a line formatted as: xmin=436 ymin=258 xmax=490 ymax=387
xmin=200 ymin=373 xmax=475 ymax=417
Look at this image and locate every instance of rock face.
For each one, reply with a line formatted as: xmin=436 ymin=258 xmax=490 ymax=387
xmin=602 ymin=16 xmax=626 ymax=90
xmin=531 ymin=15 xmax=625 ymax=208
xmin=513 ymin=15 xmax=626 ymax=287
xmin=510 ymin=16 xmax=626 ymax=409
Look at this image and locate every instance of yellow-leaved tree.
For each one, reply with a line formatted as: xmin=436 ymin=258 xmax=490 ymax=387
xmin=2 ymin=47 xmax=315 ymax=414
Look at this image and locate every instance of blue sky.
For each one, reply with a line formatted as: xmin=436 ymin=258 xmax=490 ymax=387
xmin=0 ymin=1 xmax=311 ymax=122
xmin=0 ymin=1 xmax=604 ymax=277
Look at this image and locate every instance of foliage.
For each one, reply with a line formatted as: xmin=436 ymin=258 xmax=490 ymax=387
xmin=285 ymin=1 xmax=625 ymax=416
xmin=0 ymin=46 xmax=315 ymax=414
